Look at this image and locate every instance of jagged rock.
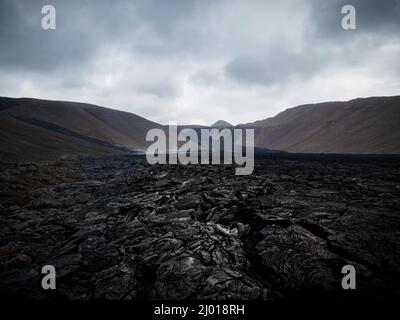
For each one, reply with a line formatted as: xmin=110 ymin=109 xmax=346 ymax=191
xmin=0 ymin=244 xmax=18 ymax=256
xmin=0 ymin=155 xmax=399 ymax=300
xmin=256 ymin=224 xmax=339 ymax=293
xmin=175 ymin=194 xmax=202 ymax=210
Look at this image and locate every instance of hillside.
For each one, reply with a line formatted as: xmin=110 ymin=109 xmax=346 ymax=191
xmin=0 ymin=97 xmax=162 ymax=160
xmin=1 ymin=95 xmax=400 ymax=160
xmin=246 ymin=96 xmax=400 ymax=154
xmin=0 ymin=115 xmax=126 ymax=161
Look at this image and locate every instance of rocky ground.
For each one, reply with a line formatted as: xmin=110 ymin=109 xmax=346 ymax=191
xmin=0 ymin=154 xmax=399 ymax=300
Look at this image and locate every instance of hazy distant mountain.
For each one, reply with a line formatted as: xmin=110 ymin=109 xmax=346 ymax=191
xmin=211 ymin=120 xmax=232 ymax=128
xmin=245 ymin=96 xmax=400 ymax=154
xmin=0 ymin=97 xmax=161 ymax=160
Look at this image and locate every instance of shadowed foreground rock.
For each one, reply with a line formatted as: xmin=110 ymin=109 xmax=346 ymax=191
xmin=0 ymin=154 xmax=399 ymax=300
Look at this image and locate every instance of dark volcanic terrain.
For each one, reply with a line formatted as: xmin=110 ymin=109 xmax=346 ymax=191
xmin=0 ymin=155 xmax=400 ymax=300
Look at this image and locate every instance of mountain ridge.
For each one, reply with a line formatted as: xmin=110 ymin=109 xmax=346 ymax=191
xmin=0 ymin=97 xmax=162 ymax=160
xmin=245 ymin=96 xmax=400 ymax=154
xmin=1 ymin=95 xmax=400 ymax=160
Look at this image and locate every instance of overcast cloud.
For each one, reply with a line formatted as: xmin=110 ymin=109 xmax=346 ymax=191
xmin=0 ymin=0 xmax=399 ymax=125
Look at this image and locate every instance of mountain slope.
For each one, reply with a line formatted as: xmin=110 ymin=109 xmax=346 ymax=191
xmin=0 ymin=97 xmax=162 ymax=160
xmin=0 ymin=115 xmax=125 ymax=161
xmin=246 ymin=96 xmax=400 ymax=154
xmin=1 ymin=95 xmax=400 ymax=160
xmin=1 ymin=97 xmax=162 ymax=149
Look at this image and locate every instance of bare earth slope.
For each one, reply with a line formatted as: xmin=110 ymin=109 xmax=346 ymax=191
xmin=247 ymin=96 xmax=400 ymax=154
xmin=2 ymin=95 xmax=400 ymax=160
xmin=0 ymin=97 xmax=162 ymax=160
xmin=0 ymin=115 xmax=125 ymax=161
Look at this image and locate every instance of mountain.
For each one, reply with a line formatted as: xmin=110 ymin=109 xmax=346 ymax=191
xmin=245 ymin=96 xmax=400 ymax=154
xmin=1 ymin=95 xmax=400 ymax=161
xmin=0 ymin=97 xmax=162 ymax=160
xmin=0 ymin=114 xmax=126 ymax=161
xmin=211 ymin=120 xmax=232 ymax=128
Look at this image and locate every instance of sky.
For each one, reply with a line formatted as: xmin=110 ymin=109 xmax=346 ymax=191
xmin=0 ymin=0 xmax=399 ymax=125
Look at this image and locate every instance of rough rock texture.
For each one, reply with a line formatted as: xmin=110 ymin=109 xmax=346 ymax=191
xmin=0 ymin=154 xmax=399 ymax=300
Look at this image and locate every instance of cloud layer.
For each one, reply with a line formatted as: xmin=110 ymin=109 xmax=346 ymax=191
xmin=0 ymin=0 xmax=399 ymax=124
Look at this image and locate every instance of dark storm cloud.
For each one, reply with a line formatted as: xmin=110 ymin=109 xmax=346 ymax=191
xmin=0 ymin=0 xmax=399 ymax=124
xmin=1 ymin=0 xmax=399 ymax=75
xmin=224 ymin=52 xmax=325 ymax=86
xmin=223 ymin=0 xmax=400 ymax=86
xmin=225 ymin=56 xmax=269 ymax=85
xmin=0 ymin=0 xmax=97 ymax=71
xmin=312 ymin=0 xmax=400 ymax=38
xmin=0 ymin=0 xmax=210 ymax=72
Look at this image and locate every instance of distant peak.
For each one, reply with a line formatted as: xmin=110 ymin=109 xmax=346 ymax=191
xmin=211 ymin=120 xmax=232 ymax=127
